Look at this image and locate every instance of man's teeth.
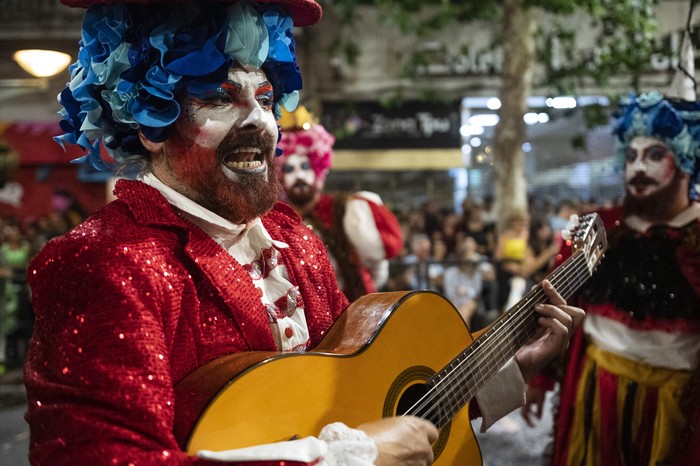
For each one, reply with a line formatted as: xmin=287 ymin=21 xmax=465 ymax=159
xmin=224 ymin=147 xmax=264 ymax=170
xmin=232 ymin=147 xmax=261 ymax=154
xmin=227 ymin=160 xmax=263 ymax=169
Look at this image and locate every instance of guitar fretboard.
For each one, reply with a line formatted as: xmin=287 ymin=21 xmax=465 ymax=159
xmin=405 ymin=249 xmax=591 ymax=427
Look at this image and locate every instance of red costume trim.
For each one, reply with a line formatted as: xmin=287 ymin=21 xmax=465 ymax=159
xmin=587 ymin=302 xmax=700 ymax=333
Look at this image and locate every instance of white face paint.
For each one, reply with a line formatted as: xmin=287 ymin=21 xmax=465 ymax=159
xmin=625 ymin=136 xmax=678 ymax=199
xmin=282 ymin=153 xmax=316 ymax=190
xmin=157 ymin=65 xmax=282 ymax=223
xmin=173 ymin=65 xmax=278 ymax=179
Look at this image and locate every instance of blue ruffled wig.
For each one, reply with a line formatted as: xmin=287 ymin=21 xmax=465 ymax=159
xmin=613 ymin=90 xmax=700 ymax=198
xmin=55 ymin=1 xmax=302 ymax=170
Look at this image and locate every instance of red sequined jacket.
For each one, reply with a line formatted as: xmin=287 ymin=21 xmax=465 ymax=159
xmin=24 ymin=179 xmax=349 ymax=466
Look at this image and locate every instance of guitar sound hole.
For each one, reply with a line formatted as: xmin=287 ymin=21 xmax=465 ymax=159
xmin=396 ymin=383 xmax=439 ymax=424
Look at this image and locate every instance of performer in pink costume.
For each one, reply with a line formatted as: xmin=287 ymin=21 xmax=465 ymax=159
xmin=276 ymin=107 xmax=404 ymax=301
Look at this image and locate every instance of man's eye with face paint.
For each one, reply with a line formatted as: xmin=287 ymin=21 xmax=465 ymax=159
xmin=255 ymin=84 xmax=275 ymax=111
xmin=301 ymin=161 xmax=311 ymax=170
xmin=625 ymin=147 xmax=638 ymax=164
xmin=283 ymin=164 xmax=295 ymax=173
xmin=190 ymin=84 xmax=238 ymax=108
xmin=645 ymin=144 xmax=670 ymax=162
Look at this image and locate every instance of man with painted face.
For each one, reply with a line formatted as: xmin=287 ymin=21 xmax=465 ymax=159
xmin=24 ymin=1 xmax=585 ymax=465
xmin=276 ymin=107 xmax=403 ymax=302
xmin=522 ymin=90 xmax=700 ymax=465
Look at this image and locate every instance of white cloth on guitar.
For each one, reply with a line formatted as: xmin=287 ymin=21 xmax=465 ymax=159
xmin=196 ymin=422 xmax=377 ymax=465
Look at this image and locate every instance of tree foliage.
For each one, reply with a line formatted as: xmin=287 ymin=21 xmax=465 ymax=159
xmin=322 ymin=0 xmax=666 ymax=224
xmin=326 ymin=0 xmax=661 ymax=93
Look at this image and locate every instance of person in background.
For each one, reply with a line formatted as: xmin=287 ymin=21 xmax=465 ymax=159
xmin=0 ymin=221 xmax=28 ymax=375
xmin=420 ymin=200 xmax=443 ymax=242
xmin=480 ymin=195 xmax=497 ymax=226
xmin=0 ymin=223 xmax=30 ymax=274
xmin=51 ymin=189 xmax=88 ymax=229
xmin=403 ymin=233 xmax=441 ymax=291
xmin=276 ymin=106 xmax=403 ymax=302
xmin=493 ymin=208 xmax=529 ymax=311
xmin=443 ymin=236 xmax=495 ymax=327
xmin=549 ymin=199 xmax=578 ymax=234
xmin=24 ymin=1 xmax=586 ymax=464
xmin=429 ymin=233 xmax=449 ymax=292
xmin=520 ymin=215 xmax=561 ymax=288
xmin=382 ymin=261 xmax=413 ymax=292
xmin=440 ymin=211 xmax=463 ymax=255
xmin=523 ymin=89 xmax=700 ymax=465
xmin=457 ymin=199 xmax=496 ymax=258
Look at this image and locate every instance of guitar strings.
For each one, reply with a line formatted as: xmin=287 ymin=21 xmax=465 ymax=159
xmin=419 ymin=254 xmax=592 ymax=424
xmin=410 ymin=253 xmax=593 ymax=424
xmin=405 ymin=248 xmax=596 ymax=425
xmin=407 ymin=253 xmax=590 ymax=424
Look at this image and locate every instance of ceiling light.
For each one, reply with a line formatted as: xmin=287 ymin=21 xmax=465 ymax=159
xmin=460 ymin=124 xmax=484 ymax=137
xmin=486 ymin=98 xmax=501 ymax=110
xmin=546 ymin=96 xmax=577 ymax=109
xmin=13 ymin=49 xmax=72 ymax=78
xmin=467 ymin=114 xmax=500 ymax=127
xmin=524 ymin=112 xmax=539 ymax=125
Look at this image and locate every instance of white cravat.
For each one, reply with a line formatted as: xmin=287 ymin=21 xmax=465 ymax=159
xmin=140 ymin=173 xmax=310 ymax=351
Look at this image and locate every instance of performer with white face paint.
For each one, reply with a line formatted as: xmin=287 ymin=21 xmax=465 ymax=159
xmin=625 ymin=136 xmax=682 ymax=198
xmin=276 ymin=107 xmax=404 ymax=301
xmin=24 ymin=1 xmax=585 ymax=465
xmin=523 ymin=90 xmax=700 ymax=466
xmin=143 ymin=67 xmax=282 ymax=223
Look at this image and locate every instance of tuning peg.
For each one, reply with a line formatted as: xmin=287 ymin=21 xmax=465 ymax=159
xmin=567 ymin=214 xmax=580 ymax=229
xmin=561 ymin=229 xmax=572 ymax=241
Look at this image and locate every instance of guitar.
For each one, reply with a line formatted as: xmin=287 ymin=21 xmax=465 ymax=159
xmin=174 ymin=213 xmax=607 ymax=464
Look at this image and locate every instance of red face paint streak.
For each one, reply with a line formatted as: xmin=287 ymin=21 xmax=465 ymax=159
xmin=256 ymin=83 xmax=273 ymax=95
xmin=189 ymin=81 xmax=245 ymax=109
xmin=255 ymin=83 xmax=274 ymax=110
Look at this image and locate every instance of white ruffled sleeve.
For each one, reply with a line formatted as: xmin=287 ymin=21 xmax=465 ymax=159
xmin=343 ymin=192 xmax=387 ymax=265
xmin=319 ymin=422 xmax=378 ymax=465
xmin=473 ymin=357 xmax=526 ymax=432
xmin=196 ymin=422 xmax=377 ymax=465
xmin=343 ymin=192 xmax=393 ymax=288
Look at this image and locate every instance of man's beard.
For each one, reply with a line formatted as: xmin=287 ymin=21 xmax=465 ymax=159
xmin=623 ymin=169 xmax=687 ymax=222
xmin=285 ymin=179 xmax=317 ymax=207
xmin=186 ymin=132 xmax=282 ymax=224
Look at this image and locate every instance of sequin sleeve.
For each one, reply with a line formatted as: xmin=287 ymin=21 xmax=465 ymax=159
xmin=24 ymin=220 xmax=319 ymax=466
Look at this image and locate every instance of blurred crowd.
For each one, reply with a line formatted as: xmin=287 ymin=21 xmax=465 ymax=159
xmin=384 ymin=196 xmax=620 ymax=330
xmin=0 ymin=191 xmax=87 ymax=375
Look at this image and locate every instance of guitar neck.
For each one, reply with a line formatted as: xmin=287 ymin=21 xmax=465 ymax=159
xmin=405 ymin=250 xmax=589 ymax=427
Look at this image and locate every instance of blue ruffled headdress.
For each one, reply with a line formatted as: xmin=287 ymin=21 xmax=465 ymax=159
xmin=55 ymin=1 xmax=301 ymax=170
xmin=613 ymin=90 xmax=700 ymax=199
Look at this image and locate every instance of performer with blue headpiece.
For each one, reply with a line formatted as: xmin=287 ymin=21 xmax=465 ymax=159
xmin=24 ymin=1 xmax=586 ymax=465
xmin=523 ymin=27 xmax=700 ymax=466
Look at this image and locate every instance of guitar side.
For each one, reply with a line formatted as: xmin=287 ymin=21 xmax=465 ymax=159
xmin=176 ymin=291 xmax=483 ymax=465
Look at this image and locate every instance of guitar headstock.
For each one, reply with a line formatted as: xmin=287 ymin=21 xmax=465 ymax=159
xmin=563 ymin=213 xmax=607 ymax=276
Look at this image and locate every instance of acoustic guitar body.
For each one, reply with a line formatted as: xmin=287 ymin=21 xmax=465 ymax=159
xmin=179 ymin=291 xmax=482 ymax=465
